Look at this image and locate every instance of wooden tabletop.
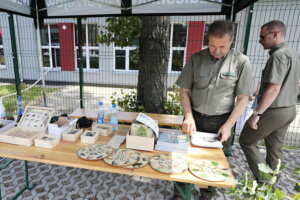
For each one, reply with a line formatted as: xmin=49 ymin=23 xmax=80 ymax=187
xmin=0 ymin=125 xmax=235 ymax=189
xmin=70 ymin=108 xmax=184 ymax=127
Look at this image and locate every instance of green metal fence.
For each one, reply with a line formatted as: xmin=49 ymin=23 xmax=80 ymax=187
xmin=0 ymin=0 xmax=299 ymax=147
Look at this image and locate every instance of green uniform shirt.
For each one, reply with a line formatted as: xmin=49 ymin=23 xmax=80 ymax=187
xmin=258 ymin=43 xmax=300 ymax=107
xmin=176 ymin=48 xmax=253 ymax=116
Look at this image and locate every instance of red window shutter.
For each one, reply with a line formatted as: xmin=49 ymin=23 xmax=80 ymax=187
xmin=185 ymin=21 xmax=205 ymax=62
xmin=59 ymin=23 xmax=75 ymax=71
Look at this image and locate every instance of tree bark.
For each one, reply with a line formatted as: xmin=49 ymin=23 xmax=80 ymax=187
xmin=137 ymin=16 xmax=170 ymax=114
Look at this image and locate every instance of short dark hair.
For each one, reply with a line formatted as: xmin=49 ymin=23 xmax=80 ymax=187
xmin=208 ymin=20 xmax=235 ymax=41
xmin=261 ymin=20 xmax=286 ymax=37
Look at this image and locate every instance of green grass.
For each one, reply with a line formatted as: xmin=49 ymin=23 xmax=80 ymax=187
xmin=0 ymin=84 xmax=57 ymax=115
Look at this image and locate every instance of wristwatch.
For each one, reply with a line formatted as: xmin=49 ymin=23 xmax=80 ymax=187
xmin=253 ymin=110 xmax=263 ymax=116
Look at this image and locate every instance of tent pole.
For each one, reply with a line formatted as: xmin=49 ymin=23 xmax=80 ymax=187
xmin=230 ymin=0 xmax=236 ymax=21
xmin=77 ymin=17 xmax=84 ymax=109
xmin=35 ymin=1 xmax=47 ymax=107
xmin=8 ymin=14 xmax=21 ymax=97
xmin=243 ymin=4 xmax=254 ymax=55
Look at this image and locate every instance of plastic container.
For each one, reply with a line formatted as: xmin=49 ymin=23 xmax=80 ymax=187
xmin=97 ymin=101 xmax=105 ymax=124
xmin=110 ymin=104 xmax=118 ymax=134
xmin=0 ymin=98 xmax=6 ymax=119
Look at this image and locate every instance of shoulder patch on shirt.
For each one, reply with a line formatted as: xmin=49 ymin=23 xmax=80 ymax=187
xmin=222 ymin=72 xmax=237 ymax=77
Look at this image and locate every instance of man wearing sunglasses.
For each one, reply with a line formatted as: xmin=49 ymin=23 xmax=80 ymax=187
xmin=240 ymin=20 xmax=300 ymax=183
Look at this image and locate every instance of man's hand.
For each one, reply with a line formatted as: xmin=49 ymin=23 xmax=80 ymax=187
xmin=182 ymin=116 xmax=196 ymax=134
xmin=217 ymin=125 xmax=232 ymax=142
xmin=247 ymin=114 xmax=260 ymax=129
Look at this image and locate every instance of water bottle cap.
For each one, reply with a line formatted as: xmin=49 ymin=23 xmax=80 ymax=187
xmin=17 ymin=96 xmax=22 ymax=101
xmin=99 ymin=101 xmax=103 ymax=105
xmin=112 ymin=104 xmax=116 ymax=108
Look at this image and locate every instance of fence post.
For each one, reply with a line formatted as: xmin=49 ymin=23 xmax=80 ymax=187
xmin=77 ymin=17 xmax=84 ymax=109
xmin=243 ymin=4 xmax=254 ymax=55
xmin=8 ymin=14 xmax=21 ymax=96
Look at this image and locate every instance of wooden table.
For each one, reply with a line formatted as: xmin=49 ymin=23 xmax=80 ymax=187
xmin=70 ymin=108 xmax=184 ymax=126
xmin=0 ymin=125 xmax=235 ymax=200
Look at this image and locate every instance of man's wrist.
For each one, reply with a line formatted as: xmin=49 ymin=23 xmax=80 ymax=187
xmin=253 ymin=110 xmax=263 ymax=116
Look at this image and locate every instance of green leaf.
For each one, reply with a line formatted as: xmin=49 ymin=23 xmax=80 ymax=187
xmin=211 ymin=161 xmax=219 ymax=166
xmin=269 ymin=176 xmax=277 ymax=185
xmin=258 ymin=163 xmax=275 ymax=174
xmin=221 ymin=173 xmax=230 ymax=177
xmin=250 ymin=180 xmax=257 ymax=195
xmin=275 ymin=188 xmax=285 ymax=200
xmin=294 ymin=168 xmax=300 ymax=176
xmin=192 ymin=169 xmax=199 ymax=172
xmin=295 ymin=182 xmax=300 ymax=192
xmin=293 ymin=192 xmax=300 ymax=200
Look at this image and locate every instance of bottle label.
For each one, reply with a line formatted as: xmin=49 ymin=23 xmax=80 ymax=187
xmin=111 ymin=117 xmax=118 ymax=131
xmin=97 ymin=116 xmax=104 ymax=124
xmin=0 ymin=112 xmax=6 ymax=119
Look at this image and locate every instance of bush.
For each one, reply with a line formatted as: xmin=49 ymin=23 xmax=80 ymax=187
xmin=228 ymin=160 xmax=286 ymax=200
xmin=110 ymin=85 xmax=183 ymax=115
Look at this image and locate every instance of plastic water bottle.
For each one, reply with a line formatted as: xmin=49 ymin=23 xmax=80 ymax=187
xmin=17 ymin=96 xmax=24 ymax=116
xmin=110 ymin=104 xmax=118 ymax=134
xmin=97 ymin=101 xmax=105 ymax=124
xmin=0 ymin=98 xmax=6 ymax=119
xmin=104 ymin=105 xmax=112 ymax=125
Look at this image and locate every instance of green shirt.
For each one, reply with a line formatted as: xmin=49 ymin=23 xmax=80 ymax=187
xmin=258 ymin=43 xmax=300 ymax=108
xmin=176 ymin=48 xmax=253 ymax=115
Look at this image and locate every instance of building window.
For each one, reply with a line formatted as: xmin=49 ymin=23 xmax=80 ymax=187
xmin=41 ymin=24 xmax=60 ymax=68
xmin=0 ymin=27 xmax=5 ymax=66
xmin=114 ymin=45 xmax=138 ymax=71
xmin=75 ymin=24 xmax=100 ymax=69
xmin=169 ymin=23 xmax=187 ymax=72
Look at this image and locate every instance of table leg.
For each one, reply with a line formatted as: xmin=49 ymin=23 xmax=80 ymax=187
xmin=173 ymin=181 xmax=193 ymax=200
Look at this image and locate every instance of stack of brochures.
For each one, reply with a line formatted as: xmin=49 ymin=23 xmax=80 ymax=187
xmin=191 ymin=131 xmax=223 ymax=148
xmin=155 ymin=132 xmax=190 ymax=154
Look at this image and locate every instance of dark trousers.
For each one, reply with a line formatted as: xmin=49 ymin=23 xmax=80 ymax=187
xmin=239 ymin=106 xmax=296 ymax=182
xmin=192 ymin=110 xmax=233 ymax=150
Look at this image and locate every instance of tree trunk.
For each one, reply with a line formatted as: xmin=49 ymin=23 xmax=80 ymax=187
xmin=137 ymin=16 xmax=170 ymax=114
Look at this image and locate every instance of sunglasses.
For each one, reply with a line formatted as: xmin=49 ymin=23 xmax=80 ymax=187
xmin=259 ymin=32 xmax=273 ymax=40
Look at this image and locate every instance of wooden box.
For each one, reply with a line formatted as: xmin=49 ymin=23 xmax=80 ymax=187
xmin=0 ymin=119 xmax=16 ymax=134
xmin=0 ymin=106 xmax=54 ymax=146
xmin=62 ymin=128 xmax=83 ymax=142
xmin=93 ymin=124 xmax=112 ymax=136
xmin=126 ymin=131 xmax=155 ymax=151
xmin=48 ymin=118 xmax=77 ymax=139
xmin=34 ymin=134 xmax=60 ymax=149
xmin=81 ymin=130 xmax=99 ymax=144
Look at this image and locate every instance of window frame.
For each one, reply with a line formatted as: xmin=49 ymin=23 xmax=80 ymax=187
xmin=113 ymin=45 xmax=138 ymax=72
xmin=168 ymin=22 xmax=187 ymax=73
xmin=75 ymin=23 xmax=100 ymax=71
xmin=41 ymin=24 xmax=60 ymax=69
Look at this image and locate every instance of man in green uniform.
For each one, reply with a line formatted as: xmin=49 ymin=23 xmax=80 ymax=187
xmin=176 ymin=20 xmax=253 ymax=154
xmin=239 ymin=20 xmax=300 ymax=183
xmin=176 ymin=20 xmax=253 ymax=200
